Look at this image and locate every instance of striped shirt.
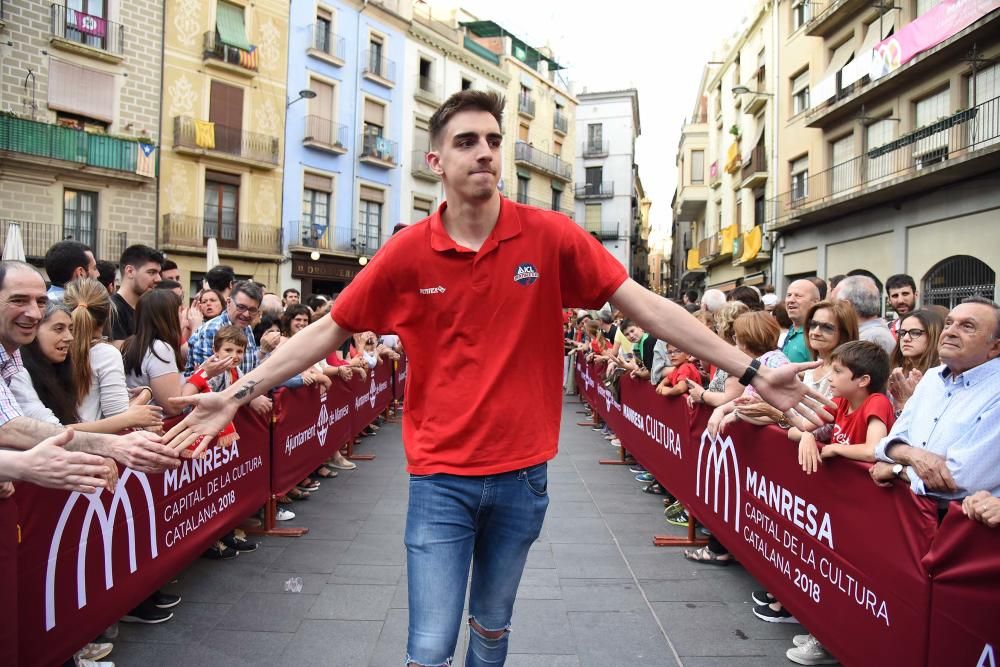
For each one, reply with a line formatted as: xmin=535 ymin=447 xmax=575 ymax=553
xmin=184 ymin=311 xmax=258 ymax=377
xmin=0 ymin=346 xmax=25 ymax=427
xmin=875 ymin=358 xmax=1000 ymax=500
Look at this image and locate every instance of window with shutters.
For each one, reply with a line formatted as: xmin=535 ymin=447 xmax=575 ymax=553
xmin=302 ymin=173 xmax=332 ymax=247
xmin=553 ymin=139 xmax=562 ymax=157
xmin=209 ymin=80 xmax=244 ymax=156
xmin=968 ymin=62 xmax=1000 ymax=149
xmin=690 ymin=150 xmax=705 ymax=184
xmin=63 ymin=189 xmax=97 ymax=249
xmin=368 ymin=36 xmax=384 ymax=77
xmin=587 ymin=123 xmax=603 ymax=154
xmin=518 ymin=123 xmax=529 ymax=142
xmin=516 ymin=176 xmax=529 ymax=204
xmin=307 ymin=78 xmax=339 ymax=147
xmin=830 ymin=134 xmax=854 ymax=194
xmin=362 ymin=98 xmax=386 ymax=158
xmin=358 ymin=185 xmax=384 ymax=253
xmin=584 ymin=204 xmax=601 ymax=235
xmin=791 ymin=70 xmax=810 ymax=115
xmin=204 ymin=171 xmax=240 ymax=248
xmin=790 ymin=156 xmax=809 ymax=202
xmin=315 ymin=7 xmax=333 ymax=53
xmin=585 ymin=167 xmax=603 ymax=192
xmin=412 ymin=196 xmax=433 ymax=223
xmin=865 ymin=117 xmax=896 ymax=182
xmin=913 ymin=88 xmax=950 ymax=167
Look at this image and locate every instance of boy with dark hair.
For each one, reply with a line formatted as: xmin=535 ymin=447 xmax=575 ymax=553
xmin=161 ymin=259 xmax=180 ymax=283
xmin=655 ymin=346 xmax=701 ymax=397
xmin=96 ymin=260 xmax=117 ymax=295
xmin=205 ymin=264 xmax=236 ymax=297
xmin=43 ymin=240 xmax=97 ymax=299
xmin=112 ymin=244 xmax=164 ymax=341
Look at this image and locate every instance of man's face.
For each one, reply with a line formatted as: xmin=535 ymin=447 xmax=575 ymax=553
xmin=129 ymin=261 xmax=162 ymax=294
xmin=0 ymin=269 xmax=47 ymax=352
xmin=938 ymin=303 xmax=1000 ymax=374
xmin=624 ymin=325 xmax=644 ymax=343
xmin=283 ymin=291 xmax=300 ymax=306
xmin=84 ymin=251 xmax=98 ymax=279
xmin=216 ymin=341 xmax=246 ymax=368
xmin=227 ymin=292 xmax=260 ymax=328
xmin=785 ymin=280 xmax=819 ymax=326
xmin=161 ymin=268 xmax=180 ymax=283
xmin=888 ymin=286 xmax=916 ymax=316
xmin=427 ymin=110 xmax=502 ymax=202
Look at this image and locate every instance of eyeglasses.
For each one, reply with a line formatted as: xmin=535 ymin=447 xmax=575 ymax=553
xmin=807 ymin=320 xmax=837 ymax=335
xmin=231 ymin=302 xmax=259 ymax=316
xmin=899 ymin=328 xmax=926 ymax=340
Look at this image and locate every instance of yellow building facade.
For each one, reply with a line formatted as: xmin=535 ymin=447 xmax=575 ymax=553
xmin=159 ymin=0 xmax=289 ymax=292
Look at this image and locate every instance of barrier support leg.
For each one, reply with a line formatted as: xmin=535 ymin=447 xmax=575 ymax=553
xmin=577 ymin=402 xmax=600 ymax=427
xmin=344 ymin=438 xmax=376 ymax=461
xmin=653 ymin=517 xmax=708 ymax=548
xmin=385 ymin=404 xmax=402 ymax=424
xmin=245 ymin=495 xmax=309 ymax=538
xmin=599 ymin=443 xmax=631 ymax=466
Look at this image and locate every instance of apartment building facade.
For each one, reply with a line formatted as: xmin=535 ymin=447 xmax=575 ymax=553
xmin=574 ymin=89 xmax=642 ymax=273
xmin=281 ymin=0 xmax=407 ymax=296
xmin=0 ymin=0 xmax=161 ymax=275
xmin=771 ymin=0 xmax=1000 ymax=306
xmin=158 ymin=0 xmax=289 ymax=293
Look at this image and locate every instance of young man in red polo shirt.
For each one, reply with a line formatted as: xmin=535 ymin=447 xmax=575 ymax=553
xmin=166 ymin=91 xmax=832 ymax=667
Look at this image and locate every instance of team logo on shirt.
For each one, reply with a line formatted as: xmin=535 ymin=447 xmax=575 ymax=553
xmin=513 ymin=263 xmax=540 ymax=286
xmin=419 ymin=286 xmax=446 ymax=295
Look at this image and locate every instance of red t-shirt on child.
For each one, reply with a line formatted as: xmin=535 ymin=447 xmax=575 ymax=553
xmin=830 ymin=394 xmax=895 ymax=445
xmin=668 ymin=362 xmax=701 ymax=388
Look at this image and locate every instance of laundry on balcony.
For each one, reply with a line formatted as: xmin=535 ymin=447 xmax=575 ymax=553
xmin=194 ymin=121 xmax=216 ymax=149
xmin=215 ymin=2 xmax=253 ymax=51
xmin=724 ymin=141 xmax=741 ymax=174
xmin=136 ymin=143 xmax=156 ymax=178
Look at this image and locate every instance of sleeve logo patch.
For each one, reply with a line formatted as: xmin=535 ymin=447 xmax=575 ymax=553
xmin=514 ymin=263 xmax=540 ymax=286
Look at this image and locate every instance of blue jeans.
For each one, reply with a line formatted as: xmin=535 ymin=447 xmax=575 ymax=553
xmin=405 ymin=463 xmax=549 ymax=666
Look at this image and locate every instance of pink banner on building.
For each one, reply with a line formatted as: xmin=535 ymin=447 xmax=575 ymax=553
xmin=69 ymin=9 xmax=107 ymax=38
xmin=870 ymin=0 xmax=1000 ymax=80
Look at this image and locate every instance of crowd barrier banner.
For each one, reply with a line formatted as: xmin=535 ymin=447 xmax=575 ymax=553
xmin=582 ymin=361 xmax=944 ymax=666
xmin=394 ymin=355 xmax=407 ymax=401
xmin=15 ymin=407 xmax=270 ymax=666
xmin=270 ymin=383 xmax=353 ymax=495
xmin=0 ymin=497 xmax=18 ymax=666
xmin=923 ymin=504 xmax=1000 ymax=666
xmin=352 ymin=361 xmax=394 ymax=434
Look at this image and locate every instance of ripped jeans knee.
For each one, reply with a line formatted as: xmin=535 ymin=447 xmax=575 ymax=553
xmin=466 ymin=616 xmax=512 ymax=666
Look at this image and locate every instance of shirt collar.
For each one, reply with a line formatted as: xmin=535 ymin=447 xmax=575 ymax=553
xmin=429 ymin=196 xmax=522 ymax=254
xmin=937 ymin=357 xmax=1000 ymax=387
xmin=0 ymin=346 xmax=23 ymax=384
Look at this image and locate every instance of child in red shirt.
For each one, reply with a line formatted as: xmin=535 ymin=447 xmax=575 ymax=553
xmin=182 ymin=325 xmax=246 ymax=453
xmin=789 ymin=341 xmax=895 ymax=473
xmin=655 ymin=346 xmax=702 ymax=397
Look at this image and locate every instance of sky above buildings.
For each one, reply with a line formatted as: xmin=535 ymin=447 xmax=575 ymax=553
xmin=445 ymin=0 xmax=755 ymax=249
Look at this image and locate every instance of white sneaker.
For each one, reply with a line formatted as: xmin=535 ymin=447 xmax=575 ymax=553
xmin=786 ymin=635 xmax=837 ymax=665
xmin=609 ymin=438 xmax=621 ymax=448
xmin=77 ymin=660 xmax=114 ymax=667
xmin=275 ymin=507 xmax=296 ymax=521
xmin=76 ymin=643 xmax=113 ymax=661
xmin=792 ymin=634 xmax=811 ymax=648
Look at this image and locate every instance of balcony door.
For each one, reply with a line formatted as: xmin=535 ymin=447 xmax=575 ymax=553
xmin=209 ymin=80 xmax=244 ymax=156
xmin=204 ymin=171 xmax=240 ymax=248
xmin=65 ymin=0 xmax=107 ymax=50
xmin=309 ymin=79 xmax=336 ymax=145
xmin=585 ymin=166 xmax=603 ymax=194
xmin=64 ymin=189 xmax=97 ymax=249
xmin=587 ymin=123 xmax=603 ymax=152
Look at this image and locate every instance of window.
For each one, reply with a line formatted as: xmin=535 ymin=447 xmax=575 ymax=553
xmin=792 ymin=0 xmax=812 ymax=29
xmin=363 ymin=98 xmax=386 ymax=156
xmin=204 ymin=171 xmax=240 ymax=247
xmin=412 ymin=196 xmax=433 ymax=223
xmin=866 ymin=117 xmax=896 ymax=181
xmin=553 ymin=139 xmax=562 ymax=157
xmin=315 ymin=7 xmax=332 ymax=52
xmin=914 ymin=88 xmax=950 ymax=166
xmin=584 ymin=203 xmax=601 ymax=234
xmin=550 ymin=188 xmax=562 ymax=212
xmin=922 ymin=255 xmax=995 ymax=308
xmin=735 ymin=199 xmax=742 ymax=230
xmin=916 ymin=0 xmax=941 ymax=16
xmin=461 ymin=78 xmax=472 ymax=91
xmin=368 ymin=36 xmax=384 ymax=77
xmin=690 ymin=150 xmax=705 ymax=184
xmin=790 ymin=156 xmax=808 ymax=202
xmin=518 ymin=85 xmax=532 ymax=115
xmin=753 ymin=192 xmax=765 ymax=227
xmin=968 ymin=62 xmax=999 ymax=148
xmin=209 ymin=80 xmax=244 ymax=155
xmin=518 ymin=123 xmax=529 ymax=142
xmin=358 ymin=185 xmax=383 ymax=253
xmin=791 ymin=70 xmax=810 ymax=115
xmin=65 ymin=0 xmax=108 ymax=50
xmin=302 ymin=173 xmax=332 ymax=247
xmin=830 ymin=134 xmax=854 ymax=194
xmin=309 ymin=78 xmax=335 ymax=121
xmin=419 ymin=58 xmax=432 ymax=92
xmin=585 ymin=166 xmax=603 ymax=194
xmin=587 ymin=123 xmax=603 ymax=153
xmin=516 ymin=176 xmax=529 ymax=204
xmin=63 ymin=189 xmax=97 ymax=249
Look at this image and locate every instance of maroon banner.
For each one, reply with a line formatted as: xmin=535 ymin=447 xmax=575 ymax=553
xmin=352 ymin=361 xmax=393 ymax=433
xmin=0 ymin=498 xmax=18 ymax=667
xmin=595 ymin=372 xmax=940 ymax=666
xmin=271 ymin=383 xmax=353 ymax=495
xmin=923 ymin=504 xmax=1000 ymax=666
xmin=394 ymin=355 xmax=408 ymax=401
xmin=574 ymin=352 xmax=599 ymax=408
xmin=15 ymin=408 xmax=269 ymax=667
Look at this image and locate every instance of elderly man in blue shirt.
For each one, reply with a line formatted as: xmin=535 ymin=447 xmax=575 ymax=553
xmin=872 ymin=297 xmax=1000 ymax=527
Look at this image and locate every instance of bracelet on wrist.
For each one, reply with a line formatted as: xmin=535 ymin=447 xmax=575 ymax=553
xmin=738 ymin=358 xmax=762 ymax=386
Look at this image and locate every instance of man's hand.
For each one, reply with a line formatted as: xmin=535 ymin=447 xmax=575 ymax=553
xmin=962 ymin=491 xmax=1000 ymax=528
xmin=0 ymin=482 xmax=14 ymax=499
xmin=337 ymin=365 xmax=353 ymax=381
xmin=101 ymin=457 xmax=120 ymax=489
xmin=891 ymin=445 xmax=958 ymax=493
xmin=105 ymin=430 xmax=179 ymax=473
xmin=752 ymin=362 xmax=835 ymax=427
xmin=869 ymin=462 xmax=897 ymax=488
xmin=165 ymin=393 xmax=240 ymax=458
xmin=250 ymin=395 xmax=272 ymax=416
xmin=732 ymin=395 xmax=784 ymax=422
xmin=20 ymin=430 xmax=114 ymax=493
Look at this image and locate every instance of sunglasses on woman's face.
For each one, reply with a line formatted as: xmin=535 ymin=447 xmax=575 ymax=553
xmin=807 ymin=320 xmax=837 ymax=335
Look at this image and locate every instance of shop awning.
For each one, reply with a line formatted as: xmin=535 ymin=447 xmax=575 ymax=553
xmin=216 ymin=2 xmax=252 ymax=51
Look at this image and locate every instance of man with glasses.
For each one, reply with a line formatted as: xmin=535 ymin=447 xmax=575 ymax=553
xmin=185 ymin=280 xmax=262 ymax=377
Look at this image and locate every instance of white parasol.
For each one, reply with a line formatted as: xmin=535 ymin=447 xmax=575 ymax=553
xmin=2 ymin=221 xmax=26 ymax=261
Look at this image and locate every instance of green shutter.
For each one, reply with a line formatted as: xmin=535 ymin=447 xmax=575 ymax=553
xmin=516 ymin=168 xmax=531 ymax=179
xmin=550 ymin=180 xmax=564 ymax=192
xmin=216 ymin=2 xmax=252 ymax=51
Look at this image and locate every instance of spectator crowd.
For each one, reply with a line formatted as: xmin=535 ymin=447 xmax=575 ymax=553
xmin=0 ymin=240 xmax=402 ymax=667
xmin=566 ymin=272 xmax=999 ymax=666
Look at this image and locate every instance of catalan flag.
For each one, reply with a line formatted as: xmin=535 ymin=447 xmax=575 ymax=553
xmin=136 ymin=142 xmax=156 ymax=178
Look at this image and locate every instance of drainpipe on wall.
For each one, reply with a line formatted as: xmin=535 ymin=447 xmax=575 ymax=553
xmin=154 ymin=1 xmax=167 ymax=255
xmin=352 ymin=1 xmax=368 ymax=263
xmin=770 ymin=0 xmax=782 ymax=290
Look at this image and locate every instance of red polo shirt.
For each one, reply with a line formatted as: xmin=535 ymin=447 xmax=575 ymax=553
xmin=330 ymin=197 xmax=628 ymax=475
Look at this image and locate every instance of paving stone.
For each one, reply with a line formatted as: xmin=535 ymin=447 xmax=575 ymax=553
xmin=196 ymin=628 xmax=295 ymax=663
xmin=214 ymin=592 xmax=318 ymax=633
xmin=308 ymin=583 xmax=396 ymax=621
xmin=650 ymin=601 xmax=786 ymax=657
xmin=280 ymin=619 xmax=383 ymax=666
xmin=116 ymin=600 xmax=229 ymax=645
xmin=340 ymin=532 xmax=407 ymax=566
xmin=507 ymin=599 xmax=576 ymax=655
xmin=560 ymin=578 xmax=649 ymax=612
xmin=272 ymin=538 xmax=351 ymax=574
xmin=328 ymin=563 xmax=404 ymax=586
xmin=567 ymin=610 xmax=675 ymax=667
xmin=544 ymin=500 xmax=602 ymax=518
xmin=551 ymin=543 xmax=631 ymax=579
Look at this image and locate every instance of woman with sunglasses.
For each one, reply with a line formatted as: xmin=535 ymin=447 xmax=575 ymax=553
xmin=888 ymin=308 xmax=944 ymax=413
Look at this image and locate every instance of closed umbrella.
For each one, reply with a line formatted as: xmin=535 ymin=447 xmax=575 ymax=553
xmin=203 ymin=237 xmax=221 ymax=290
xmin=2 ymin=222 xmax=26 ymax=261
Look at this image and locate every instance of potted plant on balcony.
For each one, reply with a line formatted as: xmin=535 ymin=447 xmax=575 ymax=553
xmin=729 ymin=124 xmax=742 ymax=140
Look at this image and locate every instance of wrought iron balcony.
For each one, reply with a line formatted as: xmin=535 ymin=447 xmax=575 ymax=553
xmin=286 ymin=220 xmax=380 ymax=256
xmin=363 ymin=51 xmax=396 ymax=85
xmin=513 ymin=194 xmax=573 ymax=218
xmin=514 ymin=141 xmax=572 ymax=181
xmin=309 ymin=24 xmax=346 ymax=64
xmin=414 ymin=75 xmax=442 ymax=104
xmin=574 ymin=182 xmax=614 ymax=199
xmin=173 ymin=116 xmax=279 ymax=167
xmin=203 ymin=31 xmax=258 ymax=74
xmin=518 ymin=96 xmax=535 ymax=118
xmin=553 ymin=111 xmax=568 ymax=135
xmin=582 ymin=221 xmax=619 ymax=241
xmin=359 ymin=134 xmax=398 ymax=167
xmin=162 ymin=214 xmax=281 ymax=255
xmin=0 ymin=219 xmax=126 ymax=263
xmin=50 ymin=4 xmax=124 ymax=56
xmin=303 ymin=116 xmax=348 ymax=154
xmin=411 ymin=149 xmax=440 ymax=181
xmin=582 ymin=140 xmax=608 ymax=158
xmin=768 ymin=95 xmax=1000 ymax=230
xmin=0 ymin=114 xmax=154 ymax=181
xmin=739 ymin=142 xmax=768 ymax=189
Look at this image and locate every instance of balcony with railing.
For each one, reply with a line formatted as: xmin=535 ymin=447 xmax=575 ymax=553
xmin=0 ymin=219 xmax=126 ymax=263
xmin=582 ymin=139 xmax=609 ymax=159
xmin=768 ymin=95 xmax=1000 ymax=230
xmin=411 ymin=149 xmax=440 ymax=182
xmin=739 ymin=142 xmax=768 ymax=189
xmin=744 ymin=66 xmax=769 ymax=115
xmin=582 ymin=221 xmax=619 ymax=241
xmin=804 ymin=0 xmax=869 ymax=37
xmin=514 ymin=141 xmax=572 ymax=181
xmin=698 ymin=234 xmax=721 ymax=266
xmin=518 ymin=95 xmax=536 ymax=119
xmin=203 ymin=31 xmax=258 ymax=75
xmin=173 ymin=116 xmax=279 ymax=168
xmin=514 ymin=194 xmax=574 ymax=218
xmin=362 ymin=51 xmax=396 ymax=86
xmin=359 ymin=134 xmax=398 ymax=167
xmin=50 ymin=4 xmax=125 ymax=60
xmin=303 ymin=116 xmax=348 ymax=154
xmin=574 ymin=181 xmax=614 ymax=199
xmin=286 ymin=220 xmax=380 ymax=256
xmin=709 ymin=160 xmax=721 ymax=188
xmin=414 ymin=75 xmax=442 ymax=105
xmin=161 ymin=214 xmax=281 ymax=256
xmin=553 ymin=111 xmax=568 ymax=135
xmin=308 ymin=24 xmax=346 ymax=65
xmin=0 ymin=114 xmax=154 ymax=182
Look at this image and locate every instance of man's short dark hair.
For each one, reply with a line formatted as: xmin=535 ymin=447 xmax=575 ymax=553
xmin=305 ymin=294 xmax=328 ymax=311
xmin=155 ymin=279 xmax=182 ymax=291
xmin=428 ymin=90 xmax=505 ymax=148
xmin=685 ymin=289 xmax=699 ymax=303
xmin=961 ymin=296 xmax=1000 ymax=339
xmin=808 ymin=276 xmax=828 ymax=300
xmin=119 ymin=244 xmax=164 ymax=270
xmin=282 ymin=288 xmax=300 ymax=299
xmin=162 ymin=259 xmax=178 ymax=272
xmin=44 ymin=240 xmax=92 ymax=287
xmin=830 ymin=340 xmax=890 ymax=394
xmin=205 ymin=264 xmax=236 ymax=291
xmin=886 ymin=274 xmax=916 ymax=292
xmin=829 ymin=274 xmax=847 ymax=290
xmin=96 ymin=260 xmax=116 ymax=290
xmin=230 ymin=279 xmax=263 ymax=305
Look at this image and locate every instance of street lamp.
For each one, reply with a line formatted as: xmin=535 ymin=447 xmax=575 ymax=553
xmin=286 ymin=89 xmax=317 ymax=108
xmin=731 ymin=85 xmax=774 ymax=96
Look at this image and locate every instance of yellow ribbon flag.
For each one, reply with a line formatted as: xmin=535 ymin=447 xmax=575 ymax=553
xmin=687 ymin=248 xmax=701 ymax=271
xmin=742 ymin=225 xmax=763 ymax=263
xmin=194 ymin=120 xmax=216 ymax=149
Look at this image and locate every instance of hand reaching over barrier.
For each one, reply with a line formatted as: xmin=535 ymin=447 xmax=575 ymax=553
xmin=165 ymin=391 xmax=241 ymax=458
xmin=104 ymin=429 xmax=178 ymax=473
xmin=962 ymin=490 xmax=1000 ymax=528
xmin=1 ymin=430 xmax=113 ymax=493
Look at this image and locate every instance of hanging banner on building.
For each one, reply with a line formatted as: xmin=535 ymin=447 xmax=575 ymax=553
xmin=15 ymin=408 xmax=270 ymax=667
xmin=69 ymin=9 xmax=107 ymax=38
